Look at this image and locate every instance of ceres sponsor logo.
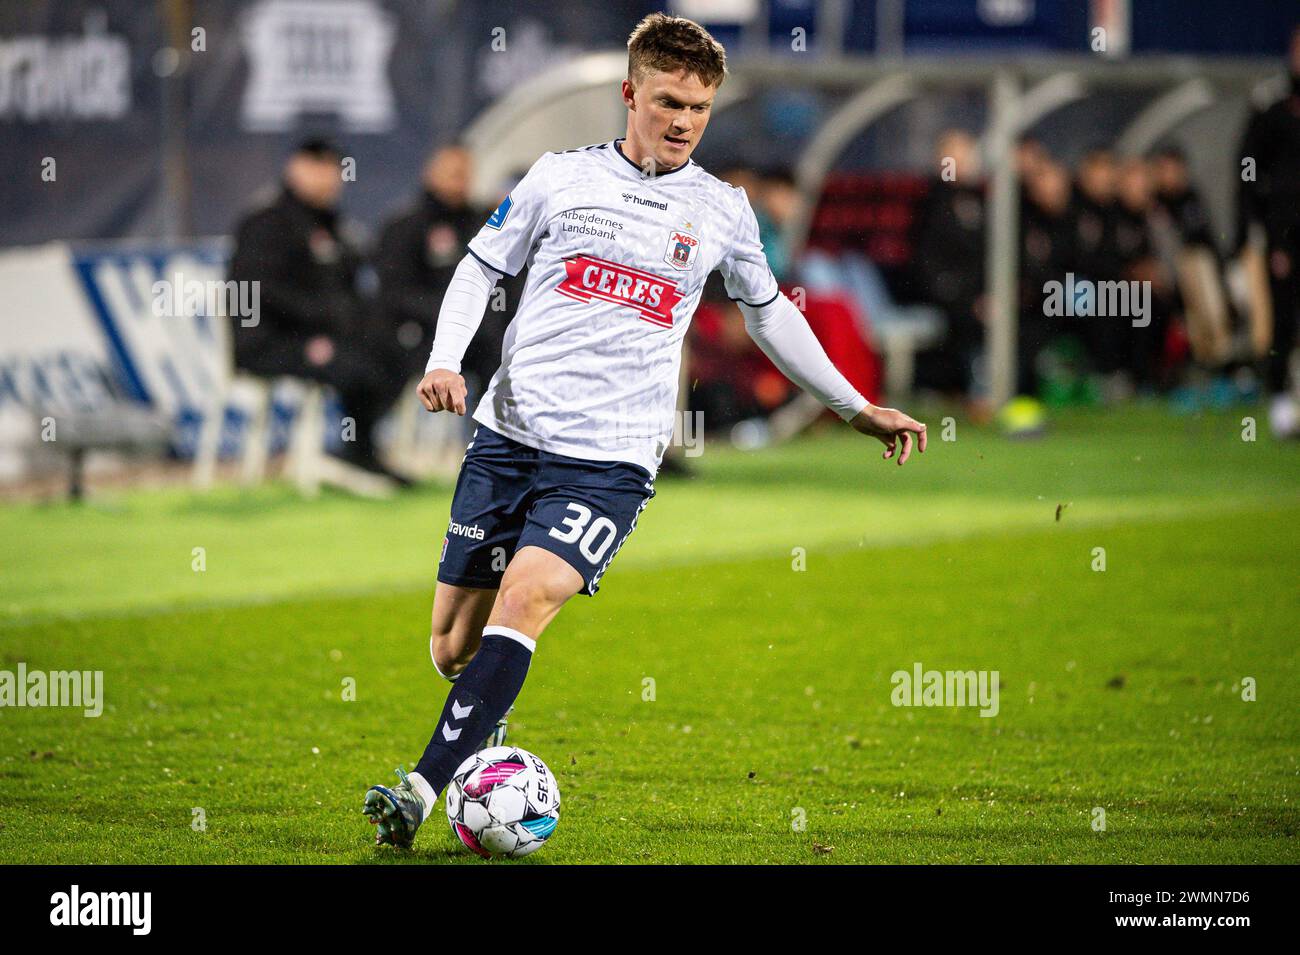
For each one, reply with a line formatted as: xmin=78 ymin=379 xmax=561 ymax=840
xmin=555 ymin=255 xmax=684 ymax=328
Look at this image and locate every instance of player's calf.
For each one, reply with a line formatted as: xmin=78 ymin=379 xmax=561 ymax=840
xmin=411 ymin=627 xmax=537 ymax=801
xmin=432 ymin=637 xmax=513 ymax=751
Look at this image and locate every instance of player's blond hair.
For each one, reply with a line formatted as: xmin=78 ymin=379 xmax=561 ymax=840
xmin=627 ymin=12 xmax=727 ymax=90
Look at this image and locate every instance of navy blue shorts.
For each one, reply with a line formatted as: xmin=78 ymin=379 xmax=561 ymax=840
xmin=436 ymin=425 xmax=656 ymax=596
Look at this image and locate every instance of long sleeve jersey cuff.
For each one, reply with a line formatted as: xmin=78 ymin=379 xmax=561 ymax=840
xmin=424 ymin=254 xmax=502 ymax=374
xmin=738 ymin=293 xmax=870 ymax=422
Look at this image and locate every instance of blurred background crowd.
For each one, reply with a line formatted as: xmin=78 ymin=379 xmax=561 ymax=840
xmin=2 ymin=0 xmax=1298 ymax=494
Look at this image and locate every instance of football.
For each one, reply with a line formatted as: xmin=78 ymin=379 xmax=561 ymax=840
xmin=444 ymin=746 xmax=561 ymax=858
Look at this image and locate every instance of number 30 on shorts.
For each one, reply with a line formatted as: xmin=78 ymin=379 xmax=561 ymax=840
xmin=547 ymin=502 xmax=618 ymax=564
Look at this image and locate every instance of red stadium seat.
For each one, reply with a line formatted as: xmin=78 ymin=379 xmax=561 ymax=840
xmin=807 ymin=171 xmax=932 ymax=273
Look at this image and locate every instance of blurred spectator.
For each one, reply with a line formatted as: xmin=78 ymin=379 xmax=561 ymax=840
xmin=1150 ymin=146 xmax=1214 ymax=248
xmin=374 ymin=145 xmax=483 ymax=384
xmin=911 ymin=129 xmax=985 ymax=394
xmin=1114 ymin=157 xmax=1154 ymax=264
xmin=689 ymin=276 xmax=789 ymax=428
xmin=721 ymin=165 xmax=791 ymax=282
xmin=1148 ymin=145 xmax=1230 ymax=373
xmin=1019 ymin=157 xmax=1074 ymax=394
xmin=687 ymin=275 xmax=880 ymax=435
xmin=373 ymin=145 xmax=521 ymax=413
xmin=228 ymin=138 xmax=405 ymax=480
xmin=1235 ymin=24 xmax=1300 ymax=437
xmin=1068 ymin=147 xmax=1126 ymax=382
xmin=1113 ymin=156 xmax=1173 ymax=390
xmin=757 ymin=168 xmax=798 ymax=282
xmin=1069 ymin=147 xmax=1121 ymax=279
xmin=1015 ymin=137 xmax=1050 ymax=185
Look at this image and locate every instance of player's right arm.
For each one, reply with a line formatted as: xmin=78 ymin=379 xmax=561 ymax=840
xmin=417 ymin=254 xmax=501 ymax=414
xmin=418 ymin=151 xmax=556 ymax=415
xmin=721 ymin=187 xmax=927 ymax=466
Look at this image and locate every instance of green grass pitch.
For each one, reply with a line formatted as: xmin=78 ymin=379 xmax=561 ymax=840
xmin=1 ymin=406 xmax=1296 ymax=863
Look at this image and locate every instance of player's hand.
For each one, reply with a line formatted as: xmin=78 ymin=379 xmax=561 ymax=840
xmin=417 ymin=368 xmax=467 ymax=415
xmin=849 ymin=404 xmax=927 ymax=466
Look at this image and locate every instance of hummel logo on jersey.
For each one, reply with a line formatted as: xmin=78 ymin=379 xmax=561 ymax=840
xmin=449 ymin=519 xmax=485 ymax=540
xmin=622 ymin=192 xmax=668 ymax=211
xmin=555 ymin=254 xmax=685 ymax=328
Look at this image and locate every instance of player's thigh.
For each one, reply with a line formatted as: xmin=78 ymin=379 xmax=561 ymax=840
xmin=486 ymin=545 xmax=585 ymax=638
xmin=436 ymin=426 xmax=535 ymax=592
xmin=516 ymin=459 xmax=656 ymax=599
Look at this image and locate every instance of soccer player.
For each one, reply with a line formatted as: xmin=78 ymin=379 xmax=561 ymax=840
xmin=363 ymin=12 xmax=928 ymax=848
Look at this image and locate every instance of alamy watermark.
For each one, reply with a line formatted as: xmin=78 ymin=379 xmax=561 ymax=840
xmin=152 ymin=273 xmax=260 ymax=327
xmin=1043 ymin=273 xmax=1150 ymax=328
xmin=891 ymin=662 xmax=999 ymax=718
xmin=49 ymin=885 xmax=150 ymax=935
xmin=0 ymin=663 xmax=103 ymax=717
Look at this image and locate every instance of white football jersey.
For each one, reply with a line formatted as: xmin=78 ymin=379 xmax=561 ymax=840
xmin=465 ymin=139 xmax=779 ymax=477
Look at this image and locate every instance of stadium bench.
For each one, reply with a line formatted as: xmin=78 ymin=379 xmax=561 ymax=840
xmin=38 ymin=407 xmax=169 ymax=501
xmin=191 ymin=314 xmax=394 ymax=498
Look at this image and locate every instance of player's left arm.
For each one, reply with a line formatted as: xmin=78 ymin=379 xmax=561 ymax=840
xmin=722 ymin=188 xmax=925 ymax=466
xmin=738 ymin=294 xmax=927 ymax=465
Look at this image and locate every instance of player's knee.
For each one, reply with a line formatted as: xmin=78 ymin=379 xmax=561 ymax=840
xmin=494 ymin=577 xmax=563 ymax=626
xmin=430 ymin=629 xmax=474 ymax=678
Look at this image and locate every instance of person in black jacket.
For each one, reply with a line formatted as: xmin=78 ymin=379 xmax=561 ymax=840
xmin=912 ymin=129 xmax=985 ymax=395
xmin=373 ymin=146 xmax=519 ymax=416
xmin=1113 ymin=156 xmax=1173 ymax=391
xmin=1151 ymin=146 xmax=1215 ymax=249
xmin=1236 ymin=25 xmax=1300 ymax=437
xmin=228 ymin=138 xmax=406 ymax=479
xmin=1019 ymin=156 xmax=1074 ymax=395
xmin=1067 ymin=147 xmax=1125 ymax=379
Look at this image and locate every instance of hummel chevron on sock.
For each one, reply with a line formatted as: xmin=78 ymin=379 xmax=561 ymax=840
xmin=413 ymin=626 xmax=535 ymax=798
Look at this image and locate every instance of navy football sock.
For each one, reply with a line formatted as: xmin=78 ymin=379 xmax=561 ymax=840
xmin=413 ymin=627 xmax=534 ymax=798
